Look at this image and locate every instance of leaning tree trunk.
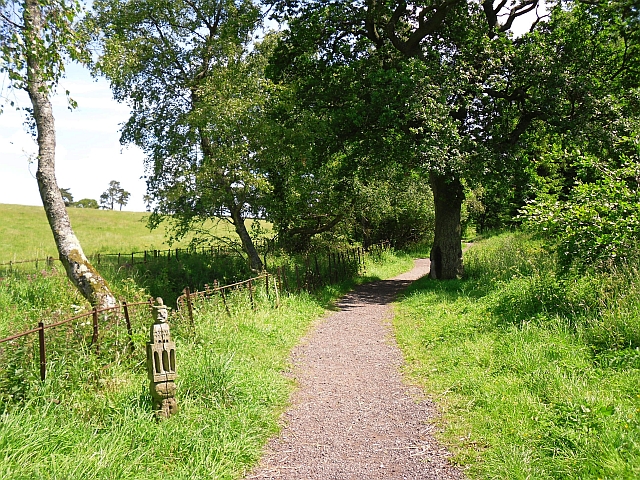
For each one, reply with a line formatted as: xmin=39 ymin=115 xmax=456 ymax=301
xmin=429 ymin=171 xmax=464 ymax=279
xmin=228 ymin=204 xmax=264 ymax=272
xmin=24 ymin=0 xmax=116 ymax=309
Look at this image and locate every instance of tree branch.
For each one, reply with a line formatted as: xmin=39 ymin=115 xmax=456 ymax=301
xmin=385 ymin=0 xmax=457 ymax=57
xmin=0 ymin=10 xmax=24 ymax=29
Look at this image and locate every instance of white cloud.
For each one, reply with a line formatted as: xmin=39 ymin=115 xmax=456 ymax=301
xmin=0 ymin=64 xmax=148 ymax=212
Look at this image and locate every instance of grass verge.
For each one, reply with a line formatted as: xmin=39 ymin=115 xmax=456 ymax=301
xmin=394 ymin=233 xmax=640 ymax=479
xmin=0 ymin=247 xmax=414 ymax=479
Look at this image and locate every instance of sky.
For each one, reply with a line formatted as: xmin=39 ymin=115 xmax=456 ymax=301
xmin=0 ymin=63 xmax=148 ymax=212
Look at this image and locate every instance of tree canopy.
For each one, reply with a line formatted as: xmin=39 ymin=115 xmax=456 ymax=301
xmin=263 ymin=0 xmax=640 ymax=275
xmin=91 ymin=0 xmax=269 ymax=270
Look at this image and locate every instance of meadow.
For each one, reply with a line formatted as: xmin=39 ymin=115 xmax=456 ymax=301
xmin=0 ymin=203 xmax=243 ymax=262
xmin=395 ymin=233 xmax=640 ymax=479
xmin=0 ymin=204 xmax=414 ymax=479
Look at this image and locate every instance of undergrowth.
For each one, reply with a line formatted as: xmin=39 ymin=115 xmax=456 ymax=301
xmin=395 ymin=232 xmax=640 ymax=479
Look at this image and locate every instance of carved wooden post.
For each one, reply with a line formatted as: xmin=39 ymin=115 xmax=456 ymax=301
xmin=146 ymin=298 xmax=178 ymax=419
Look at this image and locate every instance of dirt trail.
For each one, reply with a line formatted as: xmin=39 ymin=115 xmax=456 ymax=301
xmin=247 ymin=259 xmax=466 ymax=479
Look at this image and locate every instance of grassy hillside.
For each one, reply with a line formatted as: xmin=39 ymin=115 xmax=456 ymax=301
xmin=0 ymin=203 xmax=240 ymax=262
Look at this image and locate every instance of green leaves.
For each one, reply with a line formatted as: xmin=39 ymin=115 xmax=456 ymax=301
xmin=522 ymin=159 xmax=640 ymax=272
xmin=0 ymin=0 xmax=87 ymax=99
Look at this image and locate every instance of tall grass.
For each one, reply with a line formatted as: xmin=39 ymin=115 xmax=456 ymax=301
xmin=0 ymin=286 xmax=324 ymax=479
xmin=394 ymin=232 xmax=640 ymax=479
xmin=0 ymin=241 xmax=414 ymax=479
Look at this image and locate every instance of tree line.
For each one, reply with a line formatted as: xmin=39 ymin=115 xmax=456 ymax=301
xmin=1 ymin=0 xmax=638 ymax=307
xmin=59 ymin=180 xmax=131 ymax=210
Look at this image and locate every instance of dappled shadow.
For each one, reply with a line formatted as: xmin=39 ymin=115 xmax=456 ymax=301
xmin=336 ymin=279 xmax=417 ymax=311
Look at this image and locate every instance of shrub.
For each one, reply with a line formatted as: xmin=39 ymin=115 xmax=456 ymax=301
xmin=521 ymin=161 xmax=640 ymax=272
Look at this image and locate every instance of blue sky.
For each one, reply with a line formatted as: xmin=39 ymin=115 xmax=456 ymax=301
xmin=0 ymin=63 xmax=148 ymax=212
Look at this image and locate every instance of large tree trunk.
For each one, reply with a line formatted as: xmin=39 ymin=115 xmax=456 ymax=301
xmin=25 ymin=0 xmax=116 ymax=309
xmin=228 ymin=205 xmax=264 ymax=272
xmin=429 ymin=171 xmax=464 ymax=279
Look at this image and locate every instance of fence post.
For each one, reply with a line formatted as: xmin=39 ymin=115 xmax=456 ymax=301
xmin=265 ymin=273 xmax=270 ymax=299
xmin=92 ymin=307 xmax=99 ymax=354
xmin=216 ymin=281 xmax=231 ymax=317
xmin=248 ymin=280 xmax=255 ymax=310
xmin=184 ymin=287 xmax=195 ymax=329
xmin=118 ymin=253 xmax=121 ymax=266
xmin=274 ymin=269 xmax=281 ymax=308
xmin=123 ymin=300 xmax=134 ymax=352
xmin=38 ymin=321 xmax=46 ymax=381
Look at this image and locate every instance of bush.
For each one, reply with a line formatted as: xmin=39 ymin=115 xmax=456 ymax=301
xmin=521 ymin=161 xmax=640 ymax=272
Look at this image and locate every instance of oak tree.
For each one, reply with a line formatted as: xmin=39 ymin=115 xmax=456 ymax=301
xmin=267 ymin=0 xmax=556 ymax=278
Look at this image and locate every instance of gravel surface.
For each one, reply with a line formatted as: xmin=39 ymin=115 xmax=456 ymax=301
xmin=246 ymin=259 xmax=467 ymax=480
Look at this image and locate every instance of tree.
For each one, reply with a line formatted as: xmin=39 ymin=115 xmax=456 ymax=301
xmin=73 ymin=198 xmax=98 ymax=208
xmin=0 ymin=0 xmax=116 ymax=308
xmin=99 ymin=180 xmax=129 ymax=210
xmin=266 ymin=0 xmax=558 ymax=278
xmin=59 ymin=187 xmax=73 ymax=206
xmin=143 ymin=194 xmax=152 ymax=212
xmin=91 ymin=0 xmax=267 ymax=270
xmin=116 ymin=188 xmax=130 ymax=211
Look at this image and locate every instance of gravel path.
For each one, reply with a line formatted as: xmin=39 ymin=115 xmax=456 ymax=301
xmin=247 ymin=259 xmax=466 ymax=480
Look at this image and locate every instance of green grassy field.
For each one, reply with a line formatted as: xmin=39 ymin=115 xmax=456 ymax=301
xmin=0 ymin=203 xmax=242 ymax=262
xmin=0 ymin=229 xmax=413 ymax=479
xmin=394 ymin=233 xmax=640 ymax=479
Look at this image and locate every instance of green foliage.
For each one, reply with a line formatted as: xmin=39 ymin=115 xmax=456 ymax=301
xmin=395 ymin=232 xmax=640 ymax=479
xmin=352 ymin=175 xmax=435 ymax=249
xmin=99 ymin=180 xmax=130 ymax=211
xmin=522 ymin=160 xmax=640 ymax=271
xmin=91 ymin=0 xmax=267 ymax=268
xmin=0 ymin=0 xmax=88 ymax=111
xmin=72 ymin=198 xmax=99 ymax=209
xmin=59 ymin=188 xmax=73 ymax=206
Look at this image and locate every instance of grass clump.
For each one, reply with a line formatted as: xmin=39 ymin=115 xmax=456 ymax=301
xmin=0 ymin=283 xmax=323 ymax=479
xmin=394 ymin=232 xmax=640 ymax=479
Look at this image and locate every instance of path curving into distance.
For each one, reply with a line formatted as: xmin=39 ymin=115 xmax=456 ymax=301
xmin=247 ymin=259 xmax=466 ymax=480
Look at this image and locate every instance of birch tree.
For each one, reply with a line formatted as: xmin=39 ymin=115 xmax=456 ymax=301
xmin=0 ymin=0 xmax=116 ymax=308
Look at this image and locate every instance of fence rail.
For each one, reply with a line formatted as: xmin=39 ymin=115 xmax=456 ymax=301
xmin=0 ymin=299 xmax=155 ymax=381
xmin=0 ymin=242 xmax=389 ymax=384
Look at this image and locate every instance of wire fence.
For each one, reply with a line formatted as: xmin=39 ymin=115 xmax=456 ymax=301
xmin=0 ymin=242 xmax=390 ymax=385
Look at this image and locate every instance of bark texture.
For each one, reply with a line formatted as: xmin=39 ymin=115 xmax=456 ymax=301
xmin=229 ymin=204 xmax=264 ymax=272
xmin=429 ymin=171 xmax=464 ymax=279
xmin=24 ymin=0 xmax=116 ymax=309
